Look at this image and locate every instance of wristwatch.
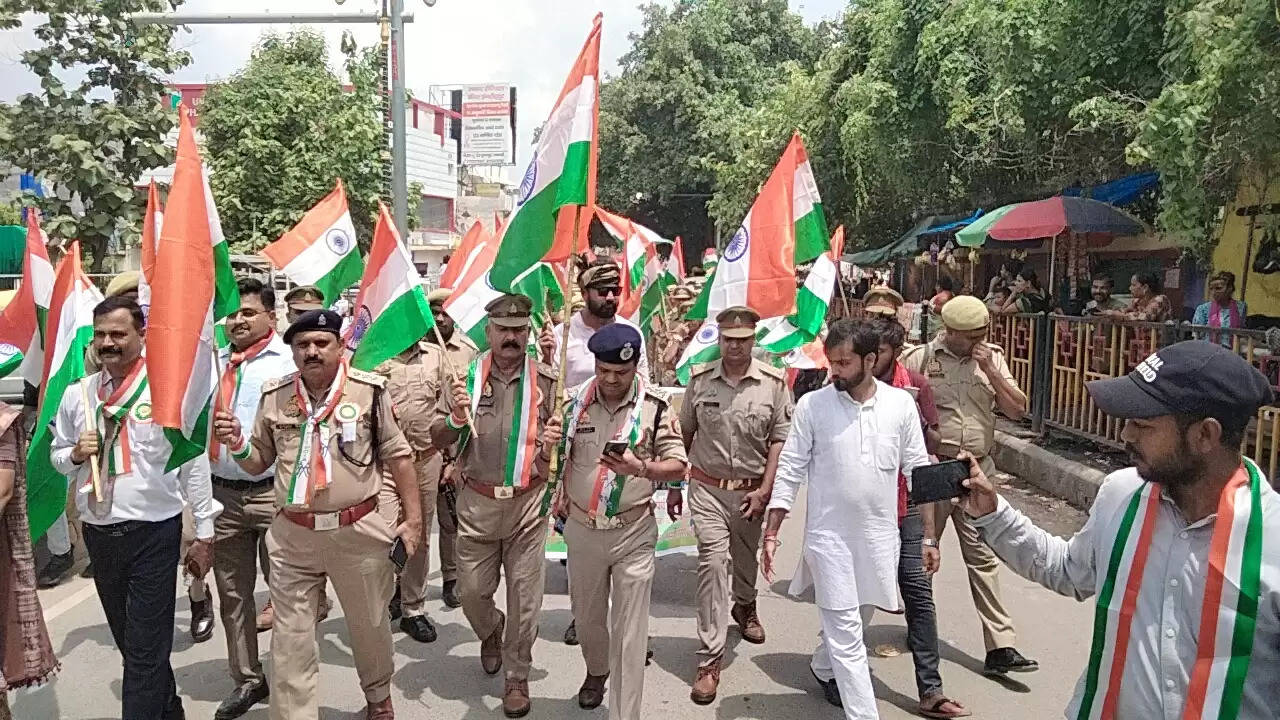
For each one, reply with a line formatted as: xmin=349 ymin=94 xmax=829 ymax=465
xmin=921 ymin=538 xmax=939 ymax=548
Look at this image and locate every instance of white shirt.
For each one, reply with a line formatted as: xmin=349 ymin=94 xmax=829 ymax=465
xmin=211 ymin=332 xmax=296 ymax=481
xmin=51 ymin=369 xmax=220 ymax=539
xmin=551 ymin=311 xmax=650 ymax=388
xmin=971 ymin=468 xmax=1280 ymax=720
xmin=768 ymin=380 xmax=929 ymax=611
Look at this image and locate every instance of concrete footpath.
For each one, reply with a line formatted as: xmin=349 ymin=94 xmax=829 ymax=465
xmin=14 ymin=478 xmax=1092 ymax=720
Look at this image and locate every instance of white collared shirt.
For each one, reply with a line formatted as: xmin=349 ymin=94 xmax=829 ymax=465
xmin=551 ymin=311 xmax=651 ymax=388
xmin=51 ymin=369 xmax=220 ymax=538
xmin=768 ymin=380 xmax=929 ymax=611
xmin=971 ymin=468 xmax=1280 ymax=719
xmin=210 ymin=332 xmax=296 ymax=481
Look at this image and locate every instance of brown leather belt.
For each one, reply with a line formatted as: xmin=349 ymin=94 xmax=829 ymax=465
xmin=463 ymin=476 xmax=544 ymax=500
xmin=281 ymin=496 xmax=377 ymax=531
xmin=689 ymin=465 xmax=762 ymax=492
xmin=413 ymin=447 xmax=439 ymax=464
xmin=569 ymin=500 xmax=652 ymax=531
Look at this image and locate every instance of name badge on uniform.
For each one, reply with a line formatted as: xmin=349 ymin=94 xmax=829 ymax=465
xmin=131 ymin=402 xmax=153 ymax=424
xmin=926 ymin=358 xmax=944 ymax=376
xmin=336 ymin=402 xmax=359 ymax=443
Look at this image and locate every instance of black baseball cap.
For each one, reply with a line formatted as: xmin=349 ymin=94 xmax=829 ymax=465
xmin=1086 ymin=340 xmax=1274 ymax=419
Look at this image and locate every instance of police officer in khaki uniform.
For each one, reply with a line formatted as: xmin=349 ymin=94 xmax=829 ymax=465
xmin=430 ymin=293 xmax=557 ymax=719
xmin=423 ymin=287 xmax=479 ymax=609
xmin=547 ymin=324 xmax=688 ymax=719
xmin=213 ymin=309 xmax=423 ymax=720
xmin=284 ymin=285 xmax=325 ymax=324
xmin=680 ymin=305 xmax=793 ymax=704
xmin=900 ymin=295 xmax=1039 ymax=676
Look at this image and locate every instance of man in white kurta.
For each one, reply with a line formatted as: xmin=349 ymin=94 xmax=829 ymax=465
xmin=763 ymin=319 xmax=929 ymax=720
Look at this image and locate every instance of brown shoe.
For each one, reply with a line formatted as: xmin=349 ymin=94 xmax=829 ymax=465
xmin=255 ymin=600 xmax=275 ymax=632
xmin=690 ymin=658 xmax=721 ymax=705
xmin=316 ymin=594 xmax=331 ymax=622
xmin=481 ymin=612 xmax=505 ymax=675
xmin=577 ymin=673 xmax=608 ymax=709
xmin=732 ymin=601 xmax=766 ymax=644
xmin=365 ymin=696 xmax=394 ymax=720
xmin=502 ymin=678 xmax=531 ymax=718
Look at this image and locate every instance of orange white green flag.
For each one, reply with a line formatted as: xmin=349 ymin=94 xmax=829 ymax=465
xmin=146 ymin=105 xmax=220 ymax=469
xmin=440 ymin=220 xmax=491 ymax=291
xmin=28 ymin=241 xmax=102 ymax=540
xmin=262 ymin=179 xmax=364 ymax=305
xmin=344 ymin=203 xmax=435 ymax=371
xmin=0 ymin=210 xmax=54 ymax=380
xmin=136 ymin=180 xmax=164 ymax=320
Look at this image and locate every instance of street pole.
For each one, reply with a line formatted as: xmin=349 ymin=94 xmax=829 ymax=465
xmin=390 ymin=0 xmax=409 ymax=239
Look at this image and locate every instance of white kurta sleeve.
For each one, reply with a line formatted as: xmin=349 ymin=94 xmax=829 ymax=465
xmin=767 ymin=392 xmax=812 ymax=513
xmin=897 ymin=398 xmax=929 ymax=489
xmin=51 ymin=390 xmax=84 ymax=476
xmin=178 ymin=454 xmax=220 ymax=540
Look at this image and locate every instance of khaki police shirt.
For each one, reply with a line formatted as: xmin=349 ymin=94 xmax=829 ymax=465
xmin=420 ymin=333 xmax=479 ymax=384
xmin=433 ymin=359 xmax=557 ymax=486
xmin=900 ymin=340 xmax=1016 ymax=459
xmin=251 ymin=368 xmax=412 ymax=511
xmin=562 ymin=385 xmax=687 ymax=515
xmin=679 ymin=358 xmax=792 ymax=481
xmin=375 ymin=353 xmax=439 ymax=455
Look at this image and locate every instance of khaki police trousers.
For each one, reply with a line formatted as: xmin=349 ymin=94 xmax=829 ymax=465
xmin=211 ymin=482 xmax=274 ymax=685
xmin=690 ymin=481 xmax=762 ymax=666
xmin=400 ymin=453 xmax=442 ymax=618
xmin=455 ymin=483 xmax=546 ymax=681
xmin=265 ymin=511 xmax=396 ymax=720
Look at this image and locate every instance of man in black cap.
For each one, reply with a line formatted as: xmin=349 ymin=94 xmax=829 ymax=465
xmin=544 ymin=323 xmax=688 ymax=717
xmin=957 ymin=341 xmax=1280 ymax=719
xmin=214 ymin=309 xmax=422 ymax=720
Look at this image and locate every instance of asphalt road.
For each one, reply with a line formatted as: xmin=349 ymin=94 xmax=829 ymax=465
xmin=14 ymin=475 xmax=1090 ymax=720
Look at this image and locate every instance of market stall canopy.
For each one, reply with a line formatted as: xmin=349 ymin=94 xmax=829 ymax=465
xmin=1062 ymin=171 xmax=1158 ymax=207
xmin=846 ymin=212 xmax=977 ymax=266
xmin=956 ymin=197 xmax=1146 ymax=247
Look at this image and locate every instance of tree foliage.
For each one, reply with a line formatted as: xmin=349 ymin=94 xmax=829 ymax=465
xmin=0 ymin=0 xmax=190 ymax=270
xmin=198 ymin=30 xmax=406 ymax=254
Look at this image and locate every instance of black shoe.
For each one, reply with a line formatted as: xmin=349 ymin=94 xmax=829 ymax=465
xmin=389 ymin=585 xmax=402 ymax=622
xmin=37 ymin=551 xmax=74 ymax=588
xmin=163 ymin=694 xmax=186 ymax=720
xmin=563 ymin=619 xmax=578 ymax=646
xmin=399 ymin=614 xmax=438 ymax=643
xmin=214 ymin=681 xmax=269 ymax=720
xmin=645 ymin=647 xmax=654 ymax=666
xmin=441 ymin=579 xmax=461 ymax=609
xmin=190 ymin=599 xmax=215 ymax=643
xmin=984 ymin=647 xmax=1039 ymax=675
xmin=811 ymin=668 xmax=841 ymax=708
xmin=79 ymin=560 xmax=95 ymax=579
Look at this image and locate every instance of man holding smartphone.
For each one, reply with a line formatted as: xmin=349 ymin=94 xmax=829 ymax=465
xmin=547 ymin=323 xmax=688 ymax=719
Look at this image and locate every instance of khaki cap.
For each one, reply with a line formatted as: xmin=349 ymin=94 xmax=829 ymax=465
xmin=578 ymin=263 xmax=621 ymax=290
xmin=863 ymin=287 xmax=904 ymax=317
xmin=940 ymin=295 xmax=990 ymax=331
xmin=716 ymin=305 xmax=760 ymax=339
xmin=285 ymin=285 xmax=324 ymax=304
xmin=105 ymin=271 xmax=140 ymax=298
xmin=427 ymin=288 xmax=452 ymax=304
xmin=484 ymin=293 xmax=533 ymax=328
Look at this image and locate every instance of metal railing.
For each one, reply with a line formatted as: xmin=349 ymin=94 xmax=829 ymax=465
xmin=988 ymin=313 xmax=1280 ymax=478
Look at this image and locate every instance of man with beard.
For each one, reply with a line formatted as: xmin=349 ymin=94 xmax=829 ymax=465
xmin=213 ymin=309 xmax=422 ymax=720
xmin=899 ymin=296 xmax=1037 ymax=675
xmin=761 ymin=319 xmax=930 ymax=720
xmin=681 ymin=306 xmax=793 ymax=704
xmin=1082 ymin=276 xmax=1124 ymax=316
xmin=431 ymin=293 xmax=557 ymax=718
xmin=960 ymin=340 xmax=1280 ymax=718
xmin=207 ymin=278 xmax=296 ymax=720
xmin=51 ymin=296 xmax=219 ymax=720
xmin=540 ymin=261 xmax=650 ymax=388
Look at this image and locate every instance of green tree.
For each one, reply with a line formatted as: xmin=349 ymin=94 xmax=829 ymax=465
xmin=0 ymin=0 xmax=191 ymax=270
xmin=199 ymin=30 xmax=400 ymax=253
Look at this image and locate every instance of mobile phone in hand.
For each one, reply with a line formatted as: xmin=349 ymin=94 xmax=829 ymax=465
xmin=389 ymin=537 xmax=408 ymax=572
xmin=910 ymin=460 xmax=971 ymax=505
xmin=604 ymin=440 xmax=628 ymax=457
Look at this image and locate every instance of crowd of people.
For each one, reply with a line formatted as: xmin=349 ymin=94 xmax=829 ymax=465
xmin=3 ymin=256 xmax=1279 ymax=720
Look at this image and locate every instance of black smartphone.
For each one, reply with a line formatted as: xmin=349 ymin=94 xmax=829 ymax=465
xmin=603 ymin=440 xmax=628 ymax=457
xmin=910 ymin=459 xmax=971 ymax=505
xmin=389 ymin=537 xmax=408 ymax=572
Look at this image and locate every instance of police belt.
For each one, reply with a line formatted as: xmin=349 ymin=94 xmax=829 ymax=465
xmin=689 ymin=465 xmax=763 ymax=492
xmin=280 ymin=495 xmax=377 ymax=531
xmin=568 ymin=500 xmax=652 ymax=531
xmin=462 ymin=476 xmax=544 ymax=500
xmin=412 ymin=447 xmax=439 ymax=464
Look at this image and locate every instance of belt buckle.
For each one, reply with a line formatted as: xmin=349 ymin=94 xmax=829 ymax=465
xmin=313 ymin=511 xmax=341 ymax=531
xmin=593 ymin=513 xmax=621 ymax=531
xmin=493 ymin=485 xmax=514 ymax=500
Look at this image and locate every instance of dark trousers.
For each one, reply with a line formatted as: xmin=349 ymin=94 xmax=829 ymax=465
xmin=898 ymin=504 xmax=943 ymax=699
xmin=83 ymin=514 xmax=184 ymax=720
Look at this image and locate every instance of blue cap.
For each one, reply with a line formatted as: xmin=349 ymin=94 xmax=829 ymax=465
xmin=587 ymin=323 xmax=643 ymax=365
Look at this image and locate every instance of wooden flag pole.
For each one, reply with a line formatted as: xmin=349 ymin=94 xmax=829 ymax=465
xmin=79 ymin=379 xmax=104 ymax=502
xmin=430 ymin=320 xmax=476 ymax=432
xmin=548 ymin=205 xmax=583 ymax=485
xmin=834 ymin=268 xmax=852 ymax=318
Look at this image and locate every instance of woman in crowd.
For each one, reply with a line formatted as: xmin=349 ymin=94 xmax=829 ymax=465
xmin=996 ymin=269 xmax=1050 ymax=314
xmin=0 ymin=402 xmax=59 ymax=720
xmin=1192 ymin=270 xmax=1247 ymax=346
xmin=1108 ymin=271 xmax=1172 ymax=322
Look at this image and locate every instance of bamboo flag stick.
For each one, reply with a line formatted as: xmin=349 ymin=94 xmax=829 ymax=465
xmin=79 ymin=379 xmax=103 ymax=502
xmin=430 ymin=320 xmax=477 ymax=433
xmin=548 ymin=205 xmax=584 ymax=483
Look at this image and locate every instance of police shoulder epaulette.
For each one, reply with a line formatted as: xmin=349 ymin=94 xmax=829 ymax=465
xmin=689 ymin=362 xmax=716 ymax=379
xmin=757 ymin=362 xmax=787 ymax=382
xmin=644 ymin=386 xmax=671 ymax=407
xmin=261 ymin=372 xmax=297 ymax=393
xmin=348 ymin=367 xmax=388 ymax=387
xmin=535 ymin=361 xmax=558 ymax=381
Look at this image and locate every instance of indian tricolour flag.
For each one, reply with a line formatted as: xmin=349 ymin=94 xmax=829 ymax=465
xmin=757 ymin=251 xmax=837 ymax=353
xmin=0 ymin=210 xmax=54 ymax=380
xmin=147 ymin=105 xmax=219 ymax=469
xmin=28 ymin=241 xmax=101 ymax=541
xmin=664 ymin=235 xmax=686 ymax=286
xmin=263 ymin=179 xmax=364 ymax=305
xmin=346 ymin=203 xmax=435 ymax=371
xmin=491 ymin=14 xmax=600 ymax=298
xmin=439 ymin=220 xmax=490 ymax=290
xmin=136 ymin=180 xmax=164 ymax=319
xmin=443 ymin=250 xmax=503 ymax=351
xmin=597 ymin=207 xmax=672 ymax=336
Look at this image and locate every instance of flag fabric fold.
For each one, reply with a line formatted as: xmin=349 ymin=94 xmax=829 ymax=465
xmin=0 ymin=211 xmax=54 ymax=381
xmin=664 ymin=235 xmax=686 ymax=286
xmin=345 ymin=204 xmax=436 ymax=371
xmin=136 ymin=181 xmax=164 ymax=319
xmin=440 ymin=221 xmax=490 ymax=290
xmin=262 ymin=179 xmax=364 ymax=305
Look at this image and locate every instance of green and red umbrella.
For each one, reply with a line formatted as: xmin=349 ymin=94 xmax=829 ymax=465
xmin=956 ymin=196 xmax=1145 ymax=248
